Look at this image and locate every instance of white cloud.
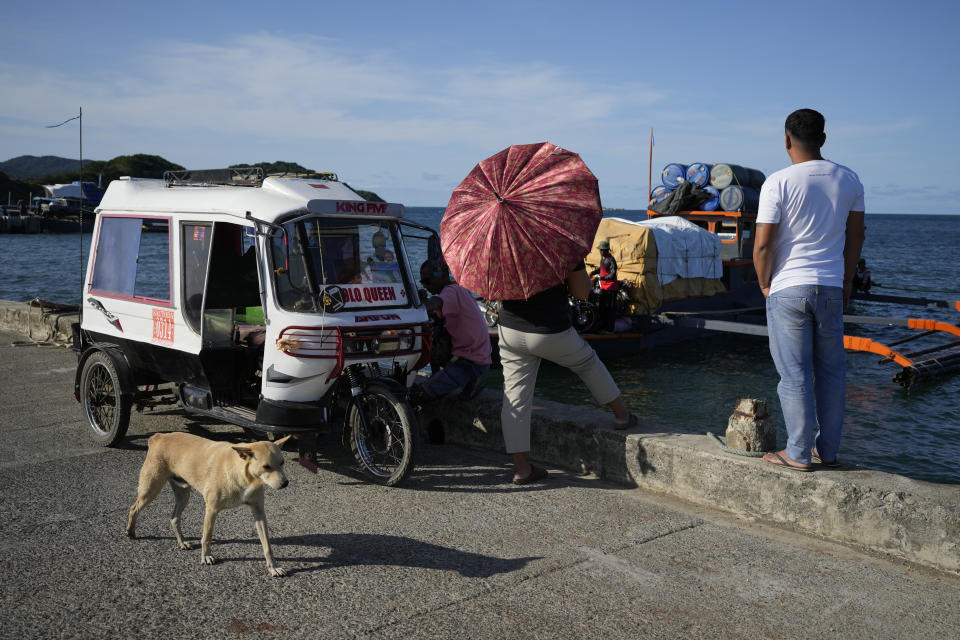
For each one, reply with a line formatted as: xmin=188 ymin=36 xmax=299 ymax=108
xmin=1 ymin=32 xmax=954 ymax=211
xmin=1 ymin=32 xmax=666 ymax=150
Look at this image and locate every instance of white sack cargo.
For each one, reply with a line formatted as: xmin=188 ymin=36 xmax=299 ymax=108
xmin=633 ymin=215 xmax=722 ymax=285
xmin=586 ymin=216 xmax=725 ymax=315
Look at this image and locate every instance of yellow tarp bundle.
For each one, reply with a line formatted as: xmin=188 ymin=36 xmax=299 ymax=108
xmin=584 ymin=218 xmax=725 ymax=315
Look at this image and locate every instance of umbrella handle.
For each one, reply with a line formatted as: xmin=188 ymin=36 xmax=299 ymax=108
xmin=493 ymin=191 xmax=504 ymax=203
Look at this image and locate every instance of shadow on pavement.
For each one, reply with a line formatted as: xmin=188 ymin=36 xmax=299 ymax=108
xmin=146 ymin=532 xmax=542 ymax=578
xmin=271 ymin=532 xmax=542 ymax=577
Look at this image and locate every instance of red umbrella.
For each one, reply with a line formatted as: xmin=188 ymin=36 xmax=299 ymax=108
xmin=440 ymin=142 xmax=602 ymax=300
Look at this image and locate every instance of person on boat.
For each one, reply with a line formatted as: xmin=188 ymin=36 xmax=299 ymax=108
xmin=497 ymin=260 xmax=637 ymax=484
xmin=589 ymin=240 xmax=619 ymax=331
xmin=754 ymin=108 xmax=865 ymax=472
xmin=852 ymin=258 xmax=872 ymax=293
xmin=411 ymin=259 xmax=491 ymax=403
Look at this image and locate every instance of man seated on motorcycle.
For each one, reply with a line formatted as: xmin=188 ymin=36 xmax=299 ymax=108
xmin=412 ymin=259 xmax=492 ymax=403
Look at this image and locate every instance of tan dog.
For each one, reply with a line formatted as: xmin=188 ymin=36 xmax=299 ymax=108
xmin=126 ymin=432 xmax=292 ymax=577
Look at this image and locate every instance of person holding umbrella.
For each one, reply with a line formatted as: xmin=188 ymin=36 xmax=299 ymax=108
xmin=496 ymin=259 xmax=637 ymax=483
xmin=440 ymin=142 xmax=637 ymax=485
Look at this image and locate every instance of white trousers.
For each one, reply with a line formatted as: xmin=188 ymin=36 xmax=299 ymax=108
xmin=498 ymin=325 xmax=621 ymax=454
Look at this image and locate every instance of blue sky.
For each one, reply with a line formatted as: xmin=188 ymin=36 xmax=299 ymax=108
xmin=1 ymin=0 xmax=958 ymax=213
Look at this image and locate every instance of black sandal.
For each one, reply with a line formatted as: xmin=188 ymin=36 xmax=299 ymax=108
xmin=811 ymin=449 xmax=839 ymax=467
xmin=512 ymin=464 xmax=548 ymax=485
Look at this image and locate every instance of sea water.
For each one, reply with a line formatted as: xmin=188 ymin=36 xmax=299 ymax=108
xmin=2 ymin=211 xmax=958 ymax=484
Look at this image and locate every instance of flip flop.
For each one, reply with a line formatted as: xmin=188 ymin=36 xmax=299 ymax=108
xmin=763 ymin=451 xmax=813 ymax=472
xmin=811 ymin=449 xmax=839 ymax=467
xmin=614 ymin=413 xmax=639 ymax=430
xmin=512 ymin=464 xmax=548 ymax=485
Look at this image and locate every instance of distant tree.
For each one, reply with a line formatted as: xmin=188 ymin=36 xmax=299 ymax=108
xmin=0 ymin=172 xmax=46 ymax=208
xmin=35 ymin=154 xmax=184 ymax=187
xmin=102 ymin=154 xmax=184 ymax=181
xmin=231 ymin=161 xmax=311 ymax=175
xmin=0 ymin=155 xmax=91 ymax=180
xmin=232 ymin=161 xmax=381 ymax=199
xmin=5 ymin=154 xmax=389 ymax=202
xmin=354 ymin=190 xmax=385 ymax=202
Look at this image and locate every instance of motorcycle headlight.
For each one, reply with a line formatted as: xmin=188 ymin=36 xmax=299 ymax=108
xmin=375 ymin=329 xmax=414 ymax=353
xmin=343 ymin=332 xmax=371 ymax=354
xmin=343 ymin=329 xmax=414 ymax=355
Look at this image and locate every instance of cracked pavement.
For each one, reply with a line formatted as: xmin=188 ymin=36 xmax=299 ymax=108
xmin=2 ymin=332 xmax=959 ymax=639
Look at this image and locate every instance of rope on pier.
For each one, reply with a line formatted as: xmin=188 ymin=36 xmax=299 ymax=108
xmin=706 ymin=431 xmax=768 ymax=458
xmin=10 ymin=340 xmax=71 ymax=348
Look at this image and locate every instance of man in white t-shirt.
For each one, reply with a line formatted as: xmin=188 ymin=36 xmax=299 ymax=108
xmin=754 ymin=108 xmax=865 ymax=472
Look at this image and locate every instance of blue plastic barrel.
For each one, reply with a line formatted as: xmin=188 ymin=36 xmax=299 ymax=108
xmin=650 ymin=184 xmax=672 ymax=203
xmin=685 ymin=162 xmax=713 ymax=187
xmin=661 ymin=163 xmax=687 ymax=189
xmin=710 ymin=163 xmax=750 ymax=189
xmin=719 ymin=185 xmax=760 ymax=213
xmin=747 ymin=168 xmax=766 ymax=189
xmin=701 ymin=185 xmax=720 ymax=211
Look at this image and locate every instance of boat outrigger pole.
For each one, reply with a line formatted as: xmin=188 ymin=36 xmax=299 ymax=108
xmin=659 ymin=305 xmax=960 ymax=388
xmin=841 ymin=312 xmax=960 ymax=387
xmin=850 ymin=290 xmax=949 ymax=308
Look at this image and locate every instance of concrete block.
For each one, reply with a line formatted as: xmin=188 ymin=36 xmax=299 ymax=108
xmin=725 ymin=397 xmax=776 ymax=452
xmin=0 ymin=299 xmax=78 ymax=345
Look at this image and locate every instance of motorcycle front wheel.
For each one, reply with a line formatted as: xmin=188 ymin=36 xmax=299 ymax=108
xmin=571 ymin=299 xmax=598 ymax=333
xmin=347 ymin=383 xmax=417 ymax=486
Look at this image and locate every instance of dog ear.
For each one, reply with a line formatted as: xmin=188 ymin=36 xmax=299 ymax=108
xmin=272 ymin=435 xmax=293 ymax=447
xmin=232 ymin=446 xmax=254 ymax=460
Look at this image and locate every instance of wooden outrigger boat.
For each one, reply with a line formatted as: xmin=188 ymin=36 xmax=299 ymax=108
xmin=636 ymin=208 xmax=960 ymax=388
xmin=482 ymin=205 xmax=959 ymax=388
xmin=479 ymin=129 xmax=960 ymax=386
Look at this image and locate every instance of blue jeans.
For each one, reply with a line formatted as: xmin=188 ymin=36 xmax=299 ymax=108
xmin=419 ymin=357 xmax=489 ymax=398
xmin=766 ymin=285 xmax=846 ymax=464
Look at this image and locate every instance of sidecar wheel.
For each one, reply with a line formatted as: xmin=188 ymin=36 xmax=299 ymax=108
xmin=80 ymin=352 xmax=132 ymax=447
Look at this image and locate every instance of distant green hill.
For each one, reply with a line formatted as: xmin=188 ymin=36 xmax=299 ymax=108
xmin=0 ymin=154 xmax=184 ymax=185
xmin=230 ymin=161 xmax=384 ymax=201
xmin=230 ymin=160 xmax=312 ymax=175
xmin=1 ymin=155 xmax=383 ymax=202
xmin=0 ymin=155 xmax=93 ymax=180
xmin=93 ymin=154 xmax=185 ymax=184
xmin=354 ymin=190 xmax=385 ymax=202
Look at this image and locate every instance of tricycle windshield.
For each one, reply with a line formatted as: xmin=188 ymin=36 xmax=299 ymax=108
xmin=271 ymin=216 xmax=411 ymax=312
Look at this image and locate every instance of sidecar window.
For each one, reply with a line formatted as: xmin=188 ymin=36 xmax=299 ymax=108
xmin=89 ymin=215 xmax=170 ymax=303
xmin=182 ymin=223 xmax=212 ymax=332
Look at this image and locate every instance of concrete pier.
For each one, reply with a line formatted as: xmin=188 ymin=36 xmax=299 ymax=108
xmin=2 ymin=296 xmax=958 ymax=574
xmin=421 ymin=395 xmax=960 ymax=574
xmin=1 ymin=316 xmax=958 ymax=639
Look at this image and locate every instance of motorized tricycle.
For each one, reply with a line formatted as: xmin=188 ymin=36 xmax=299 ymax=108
xmin=73 ymin=167 xmax=437 ymax=486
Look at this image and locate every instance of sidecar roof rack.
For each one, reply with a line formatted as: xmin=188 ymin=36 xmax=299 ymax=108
xmin=164 ymin=167 xmax=264 ymax=187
